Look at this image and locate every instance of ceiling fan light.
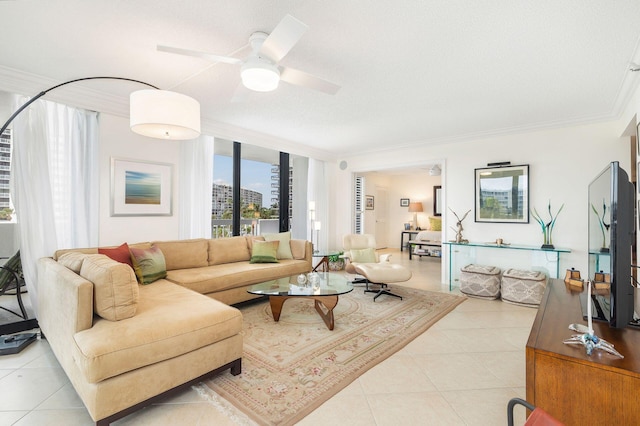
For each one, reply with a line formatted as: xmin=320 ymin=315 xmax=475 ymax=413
xmin=130 ymin=90 xmax=201 ymax=140
xmin=241 ymin=60 xmax=280 ymax=92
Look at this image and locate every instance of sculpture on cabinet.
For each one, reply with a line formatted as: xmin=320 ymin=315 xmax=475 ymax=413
xmin=449 ymin=208 xmax=470 ymax=243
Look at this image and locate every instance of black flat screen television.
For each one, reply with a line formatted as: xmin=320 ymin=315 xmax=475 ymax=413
xmin=584 ymin=161 xmax=635 ymax=328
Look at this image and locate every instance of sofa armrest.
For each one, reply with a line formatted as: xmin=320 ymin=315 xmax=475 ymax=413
xmin=38 ymin=257 xmax=94 ymax=337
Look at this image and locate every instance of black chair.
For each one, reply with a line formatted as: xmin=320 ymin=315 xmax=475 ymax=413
xmin=507 ymin=397 xmax=564 ymax=426
xmin=0 ymin=251 xmax=28 ymax=320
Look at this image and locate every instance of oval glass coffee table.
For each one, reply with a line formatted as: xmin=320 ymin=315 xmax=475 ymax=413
xmin=247 ymin=272 xmax=353 ymax=330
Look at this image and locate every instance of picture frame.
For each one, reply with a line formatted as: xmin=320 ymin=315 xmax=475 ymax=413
xmin=475 ymin=164 xmax=529 ymax=223
xmin=365 ymin=195 xmax=375 ymax=210
xmin=433 ymin=186 xmax=442 ymax=217
xmin=400 ymin=198 xmax=410 ymax=207
xmin=111 ymin=158 xmax=173 ymax=216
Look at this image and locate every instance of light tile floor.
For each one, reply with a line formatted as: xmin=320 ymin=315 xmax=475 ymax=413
xmin=0 ymin=249 xmax=534 ymax=425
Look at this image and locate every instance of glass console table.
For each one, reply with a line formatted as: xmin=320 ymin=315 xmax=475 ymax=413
xmin=443 ymin=242 xmax=570 ymax=290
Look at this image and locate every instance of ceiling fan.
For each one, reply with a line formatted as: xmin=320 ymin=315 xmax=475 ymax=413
xmin=158 ymin=15 xmax=340 ymax=95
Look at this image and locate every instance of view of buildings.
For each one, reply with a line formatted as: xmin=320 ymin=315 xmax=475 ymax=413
xmin=211 ymin=183 xmax=263 ymax=219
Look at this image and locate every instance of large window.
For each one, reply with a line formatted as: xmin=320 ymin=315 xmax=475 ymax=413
xmin=212 ymin=140 xmax=299 ymax=237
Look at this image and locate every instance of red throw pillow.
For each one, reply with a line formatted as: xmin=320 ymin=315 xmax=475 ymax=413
xmin=98 ymin=242 xmax=133 ymax=268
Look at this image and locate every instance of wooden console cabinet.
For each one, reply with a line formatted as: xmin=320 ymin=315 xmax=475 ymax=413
xmin=526 ymin=279 xmax=640 ymax=425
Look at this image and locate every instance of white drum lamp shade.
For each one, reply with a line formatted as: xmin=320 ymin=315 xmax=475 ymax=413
xmin=130 ymin=90 xmax=201 ymax=140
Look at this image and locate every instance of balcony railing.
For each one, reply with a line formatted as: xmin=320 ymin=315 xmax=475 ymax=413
xmin=211 ymin=218 xmax=280 ymax=238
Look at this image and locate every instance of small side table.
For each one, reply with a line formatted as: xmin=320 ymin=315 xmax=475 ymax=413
xmin=400 ymin=231 xmax=419 ymax=251
xmin=312 ymin=251 xmax=340 ymax=272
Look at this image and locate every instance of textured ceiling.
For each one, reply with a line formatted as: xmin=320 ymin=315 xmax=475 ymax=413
xmin=1 ymin=1 xmax=640 ymax=159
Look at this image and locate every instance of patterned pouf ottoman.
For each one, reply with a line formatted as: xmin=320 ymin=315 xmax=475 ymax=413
xmin=459 ymin=264 xmax=502 ymax=299
xmin=501 ymin=269 xmax=547 ymax=307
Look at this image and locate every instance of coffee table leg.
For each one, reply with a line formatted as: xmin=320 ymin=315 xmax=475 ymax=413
xmin=268 ymin=295 xmax=340 ymax=330
xmin=269 ymin=296 xmax=289 ymax=322
xmin=314 ymin=296 xmax=338 ymax=330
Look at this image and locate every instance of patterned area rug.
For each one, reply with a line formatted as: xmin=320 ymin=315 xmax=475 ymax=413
xmin=196 ymin=285 xmax=465 ymax=425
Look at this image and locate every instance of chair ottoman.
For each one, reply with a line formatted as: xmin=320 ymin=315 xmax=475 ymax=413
xmin=459 ymin=264 xmax=501 ymax=299
xmin=354 ymin=263 xmax=412 ymax=301
xmin=501 ymin=269 xmax=547 ymax=307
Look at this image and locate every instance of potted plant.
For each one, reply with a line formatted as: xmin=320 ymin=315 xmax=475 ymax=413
xmin=0 ymin=208 xmax=13 ymax=221
xmin=328 ymin=252 xmax=345 ymax=271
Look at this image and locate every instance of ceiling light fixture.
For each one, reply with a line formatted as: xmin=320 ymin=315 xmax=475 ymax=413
xmin=241 ymin=58 xmax=280 ymax=92
xmin=429 ymin=165 xmax=442 ymax=176
xmin=0 ymin=77 xmax=201 ymax=141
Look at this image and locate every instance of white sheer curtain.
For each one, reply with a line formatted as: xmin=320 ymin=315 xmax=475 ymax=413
xmin=11 ymin=96 xmax=99 ymax=314
xmin=307 ymin=158 xmax=329 ymax=251
xmin=179 ymin=135 xmax=214 ymax=239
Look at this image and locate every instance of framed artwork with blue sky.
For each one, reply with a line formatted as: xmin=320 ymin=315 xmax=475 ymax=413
xmin=111 ymin=158 xmax=173 ymax=216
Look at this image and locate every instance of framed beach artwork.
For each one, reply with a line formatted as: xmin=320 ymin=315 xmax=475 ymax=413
xmin=111 ymin=158 xmax=173 ymax=216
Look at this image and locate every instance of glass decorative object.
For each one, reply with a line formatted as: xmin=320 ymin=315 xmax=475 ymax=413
xmin=563 ymin=280 xmax=623 ymax=358
xmin=531 ymin=201 xmax=564 ymax=250
xmin=297 ymin=274 xmax=307 ymax=286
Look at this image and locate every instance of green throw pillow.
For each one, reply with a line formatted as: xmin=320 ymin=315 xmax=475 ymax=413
xmin=263 ymin=231 xmax=293 ymax=259
xmin=130 ymin=245 xmax=167 ymax=284
xmin=350 ymin=247 xmax=376 ymax=263
xmin=429 ymin=217 xmax=442 ymax=231
xmin=250 ymin=240 xmax=280 ymax=264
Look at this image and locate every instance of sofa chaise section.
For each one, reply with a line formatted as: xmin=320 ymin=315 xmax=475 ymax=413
xmin=38 ymin=255 xmax=243 ymax=425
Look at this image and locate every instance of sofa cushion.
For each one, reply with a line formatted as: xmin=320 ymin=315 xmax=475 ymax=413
xmin=152 ymin=239 xmax=209 ymax=270
xmin=79 ymin=254 xmax=139 ymax=321
xmin=73 ymin=280 xmax=243 ymax=383
xmin=130 ymin=245 xmax=167 ymax=284
xmin=263 ymin=231 xmax=293 ymax=259
xmin=208 ymin=236 xmax=250 ymax=265
xmin=166 ymin=259 xmax=311 ymax=294
xmin=58 ymin=252 xmax=88 ymax=274
xmin=98 ymin=242 xmax=133 ymax=268
xmin=246 ymin=235 xmax=265 ymax=252
xmin=290 ymin=239 xmax=308 ymax=260
xmin=250 ymin=240 xmax=280 ymax=264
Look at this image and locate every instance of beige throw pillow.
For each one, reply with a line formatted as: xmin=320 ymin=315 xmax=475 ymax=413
xmin=79 ymin=254 xmax=139 ymax=321
xmin=58 ymin=252 xmax=88 ymax=274
xmin=263 ymin=231 xmax=294 ymax=259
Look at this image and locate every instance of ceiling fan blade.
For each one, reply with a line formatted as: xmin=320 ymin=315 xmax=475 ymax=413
xmin=259 ymin=15 xmax=308 ymax=62
xmin=280 ymin=67 xmax=340 ymax=95
xmin=157 ymin=45 xmax=243 ymax=65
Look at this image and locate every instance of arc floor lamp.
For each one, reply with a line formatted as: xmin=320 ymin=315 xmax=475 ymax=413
xmin=0 ymin=76 xmax=201 ymax=353
xmin=0 ymin=76 xmax=201 ymax=139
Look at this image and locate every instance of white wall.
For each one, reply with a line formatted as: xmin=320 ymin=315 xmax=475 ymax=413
xmin=334 ymin=120 xmax=630 ymax=280
xmin=98 ymin=114 xmax=181 ymax=245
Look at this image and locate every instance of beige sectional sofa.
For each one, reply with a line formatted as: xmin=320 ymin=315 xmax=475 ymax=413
xmin=37 ymin=235 xmax=312 ymax=425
